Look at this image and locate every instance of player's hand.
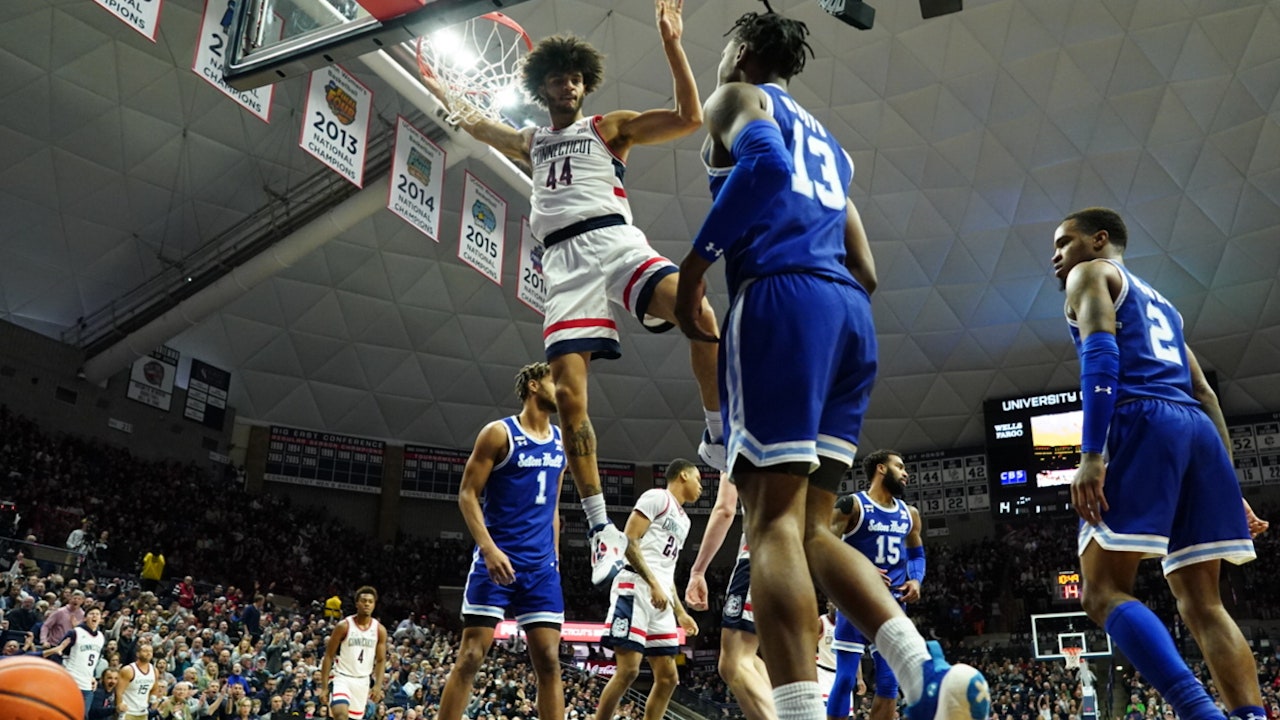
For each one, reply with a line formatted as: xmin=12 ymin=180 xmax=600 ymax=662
xmin=371 ymin=685 xmax=384 ymax=703
xmin=656 ymin=0 xmax=684 ymax=42
xmin=483 ymin=546 xmax=517 ymax=586
xmin=649 ymin=584 xmax=670 ymax=611
xmin=684 ymin=573 xmax=709 ymax=611
xmin=877 ymin=567 xmax=891 ymax=586
xmin=678 ymin=612 xmax=699 ymax=637
xmin=899 ymin=579 xmax=921 ymax=604
xmin=1244 ymin=499 xmax=1269 ymax=538
xmin=1071 ymin=453 xmax=1109 ymax=525
xmin=856 ymin=673 xmax=867 ymax=696
xmin=318 ymin=688 xmax=328 ymax=706
xmin=674 ymin=285 xmax=719 ymax=344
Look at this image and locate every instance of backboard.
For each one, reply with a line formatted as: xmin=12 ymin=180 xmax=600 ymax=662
xmin=1030 ymin=611 xmax=1112 ymax=660
xmin=223 ymin=0 xmax=533 ymax=91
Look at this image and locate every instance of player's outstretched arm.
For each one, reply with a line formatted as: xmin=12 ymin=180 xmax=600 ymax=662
xmin=419 ymin=74 xmax=534 ymax=166
xmin=844 ymin=199 xmax=877 ymax=294
xmin=685 ymin=476 xmax=738 ymax=610
xmin=459 ymin=422 xmax=517 ymax=585
xmin=598 ymin=0 xmax=701 ymax=152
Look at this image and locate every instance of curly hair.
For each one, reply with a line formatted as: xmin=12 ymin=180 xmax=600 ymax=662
xmin=520 ymin=35 xmax=606 ymax=106
xmin=514 ymin=362 xmax=552 ymax=401
xmin=727 ymin=11 xmax=814 ymax=80
xmin=861 ymin=448 xmax=902 ymax=482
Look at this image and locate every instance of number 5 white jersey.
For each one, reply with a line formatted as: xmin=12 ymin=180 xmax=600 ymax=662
xmin=633 ymin=488 xmax=691 ymax=589
xmin=529 ymin=116 xmax=632 ymax=242
xmin=334 ymin=616 xmax=380 ymax=677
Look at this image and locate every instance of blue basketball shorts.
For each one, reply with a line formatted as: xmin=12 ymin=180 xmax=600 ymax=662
xmin=461 ymin=555 xmax=565 ymax=626
xmin=1078 ymin=398 xmax=1255 ymax=574
xmin=720 ymin=273 xmax=877 ymax=473
xmin=721 ymin=554 xmax=755 ymax=634
xmin=833 ymin=612 xmax=898 ymax=699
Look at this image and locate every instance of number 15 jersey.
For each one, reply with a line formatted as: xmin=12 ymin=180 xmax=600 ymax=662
xmin=841 ymin=492 xmax=911 ymax=596
xmin=529 ymin=116 xmax=632 ymax=242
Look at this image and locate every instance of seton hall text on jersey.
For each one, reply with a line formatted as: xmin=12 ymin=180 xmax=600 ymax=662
xmin=517 ymin=452 xmax=565 ymax=469
xmin=533 ymin=139 xmax=593 ymax=165
xmin=866 ymin=519 xmax=909 ymax=534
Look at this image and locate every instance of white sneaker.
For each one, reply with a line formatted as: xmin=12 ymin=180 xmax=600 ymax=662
xmin=589 ymin=522 xmax=627 ymax=586
xmin=905 ymin=641 xmax=991 ymax=720
xmin=697 ymin=429 xmax=727 ymax=472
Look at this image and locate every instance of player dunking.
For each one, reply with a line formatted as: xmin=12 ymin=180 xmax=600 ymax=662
xmin=828 ymin=450 xmax=926 ymax=720
xmin=425 ymin=0 xmax=725 ymax=586
xmin=437 ymin=362 xmax=567 ymax=720
xmin=674 ymin=10 xmax=988 ymax=720
xmin=319 ymin=587 xmax=387 ymax=720
xmin=1053 ymin=207 xmax=1269 ymax=720
xmin=117 ymin=641 xmax=164 ymax=720
xmin=684 ymin=477 xmax=776 ymax=720
xmin=597 ymin=460 xmax=702 ymax=720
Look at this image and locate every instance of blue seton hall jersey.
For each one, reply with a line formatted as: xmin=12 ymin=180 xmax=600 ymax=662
xmin=479 ymin=417 xmax=565 ymax=570
xmin=705 ymin=84 xmax=856 ymax=299
xmin=842 ymin=492 xmax=912 ymax=596
xmin=1067 ymin=259 xmax=1197 ymax=406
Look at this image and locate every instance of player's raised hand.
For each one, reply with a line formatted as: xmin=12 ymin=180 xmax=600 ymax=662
xmin=649 ymin=583 xmax=670 ymax=611
xmin=1071 ymin=454 xmax=1109 ymax=525
xmin=483 ymin=546 xmax=517 ymax=585
xmin=1244 ymin=499 xmax=1269 ymax=538
xmin=684 ymin=573 xmax=709 ymax=611
xmin=656 ymin=0 xmax=684 ymax=43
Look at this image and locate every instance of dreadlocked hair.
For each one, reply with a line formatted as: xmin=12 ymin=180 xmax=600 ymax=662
xmin=521 ymin=34 xmax=605 ymax=107
xmin=514 ymin=362 xmax=551 ymax=401
xmin=727 ymin=11 xmax=814 ymax=80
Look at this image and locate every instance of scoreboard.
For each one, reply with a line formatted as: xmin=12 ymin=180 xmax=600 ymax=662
xmin=562 ymin=461 xmax=637 ymax=512
xmin=1053 ymin=569 xmax=1081 ymax=604
xmin=265 ymin=426 xmax=384 ymax=492
xmin=838 ymin=447 xmax=989 ymax=517
xmin=402 ymin=445 xmax=470 ymax=499
xmin=1228 ymin=411 xmax=1280 ymax=487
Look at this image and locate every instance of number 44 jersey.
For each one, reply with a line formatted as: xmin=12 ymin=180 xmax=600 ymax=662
xmin=529 ymin=116 xmax=633 ymax=243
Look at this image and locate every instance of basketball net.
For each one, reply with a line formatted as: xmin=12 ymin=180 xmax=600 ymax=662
xmin=1063 ymin=647 xmax=1083 ymax=670
xmin=416 ymin=13 xmax=533 ymax=126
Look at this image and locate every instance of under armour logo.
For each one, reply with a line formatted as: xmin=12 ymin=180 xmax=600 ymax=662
xmin=704 ymin=242 xmax=722 ymax=257
xmin=1094 ymin=385 xmax=1112 ymax=394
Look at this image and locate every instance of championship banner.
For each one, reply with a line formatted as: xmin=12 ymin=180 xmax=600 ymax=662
xmin=127 ymin=346 xmax=179 ymax=411
xmin=387 ymin=116 xmax=446 ymax=241
xmin=191 ymin=0 xmax=274 ymax=122
xmin=183 ymin=358 xmax=231 ymax=430
xmin=516 ymin=217 xmax=546 ymax=315
xmin=300 ymin=65 xmax=372 ymax=187
xmin=92 ymin=0 xmax=162 ymax=42
xmin=457 ymin=171 xmax=507 ymax=285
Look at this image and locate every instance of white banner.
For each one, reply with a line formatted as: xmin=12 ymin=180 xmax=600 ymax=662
xmin=93 ymin=0 xmax=162 ymax=42
xmin=457 ymin=171 xmax=507 ymax=285
xmin=387 ymin=116 xmax=446 ymax=241
xmin=127 ymin=346 xmax=179 ymax=411
xmin=191 ymin=0 xmax=273 ymax=123
xmin=516 ymin=217 xmax=546 ymax=315
xmin=300 ymin=65 xmax=372 ymax=186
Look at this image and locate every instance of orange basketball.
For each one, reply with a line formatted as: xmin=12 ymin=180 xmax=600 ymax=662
xmin=0 ymin=656 xmax=84 ymax=720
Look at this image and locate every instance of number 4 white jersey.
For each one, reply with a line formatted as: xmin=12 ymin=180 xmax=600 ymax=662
xmin=334 ymin=616 xmax=380 ymax=677
xmin=529 ymin=116 xmax=632 ymax=242
xmin=633 ymin=488 xmax=691 ymax=589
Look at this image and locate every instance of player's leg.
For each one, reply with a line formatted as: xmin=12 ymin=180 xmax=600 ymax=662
xmin=868 ymin=651 xmax=900 ymax=720
xmin=437 ymin=624 xmax=497 ymax=720
xmin=329 ymin=674 xmax=370 ymax=720
xmin=827 ymin=617 xmax=864 ymax=720
xmin=596 ymin=647 xmax=643 ymax=720
xmin=721 ymin=627 xmax=776 ymax=720
xmin=1166 ymin=561 xmax=1261 ymax=716
xmin=522 ymin=624 xmax=566 ymax=720
xmin=643 ymin=654 xmax=681 ymax=720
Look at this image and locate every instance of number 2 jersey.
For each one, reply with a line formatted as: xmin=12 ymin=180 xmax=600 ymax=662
xmin=529 ymin=116 xmax=632 ymax=242
xmin=1066 ymin=259 xmax=1198 ymax=406
xmin=475 ymin=416 xmax=565 ymax=571
xmin=841 ymin=492 xmax=912 ymax=597
xmin=702 ymin=83 xmax=857 ymax=299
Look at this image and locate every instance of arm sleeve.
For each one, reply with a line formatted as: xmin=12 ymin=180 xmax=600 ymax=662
xmin=834 ymin=494 xmax=857 ymax=515
xmin=906 ymin=545 xmax=926 ymax=583
xmin=1079 ymin=332 xmax=1120 ymax=454
xmin=691 ymin=119 xmax=793 ymax=261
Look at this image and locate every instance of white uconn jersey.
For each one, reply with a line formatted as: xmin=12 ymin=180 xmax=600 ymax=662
xmin=335 ymin=616 xmax=380 ymax=677
xmin=123 ymin=662 xmax=157 ymax=714
xmin=633 ymin=489 xmax=690 ymax=588
xmin=817 ymin=614 xmax=837 ymax=670
xmin=64 ymin=626 xmax=105 ymax=690
xmin=529 ymin=116 xmax=632 ymax=241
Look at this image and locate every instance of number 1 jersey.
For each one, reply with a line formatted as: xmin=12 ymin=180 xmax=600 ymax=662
xmin=478 ymin=416 xmax=565 ymax=570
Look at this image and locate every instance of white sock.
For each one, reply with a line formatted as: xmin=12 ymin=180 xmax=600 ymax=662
xmin=582 ymin=493 xmax=608 ymax=530
xmin=873 ymin=617 xmax=930 ymax=703
xmin=704 ymin=408 xmax=724 ymax=442
xmin=773 ymin=681 xmax=824 ymax=720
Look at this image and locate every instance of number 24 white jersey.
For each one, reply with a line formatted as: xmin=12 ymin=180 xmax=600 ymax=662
xmin=633 ymin=488 xmax=690 ymax=589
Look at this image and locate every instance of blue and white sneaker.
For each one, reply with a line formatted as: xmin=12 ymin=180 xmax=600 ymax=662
xmin=905 ymin=641 xmax=991 ymax=720
xmin=589 ymin=522 xmax=627 ymax=586
xmin=697 ymin=429 xmax=727 ymax=473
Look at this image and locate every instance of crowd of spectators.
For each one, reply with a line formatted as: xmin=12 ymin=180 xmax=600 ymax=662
xmin=6 ymin=403 xmax=1280 ymax=720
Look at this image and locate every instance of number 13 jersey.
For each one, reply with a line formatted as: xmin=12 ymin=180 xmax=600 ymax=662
xmin=529 ymin=116 xmax=632 ymax=242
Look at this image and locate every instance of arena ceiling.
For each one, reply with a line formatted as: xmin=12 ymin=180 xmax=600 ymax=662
xmin=2 ymin=0 xmax=1279 ymax=462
